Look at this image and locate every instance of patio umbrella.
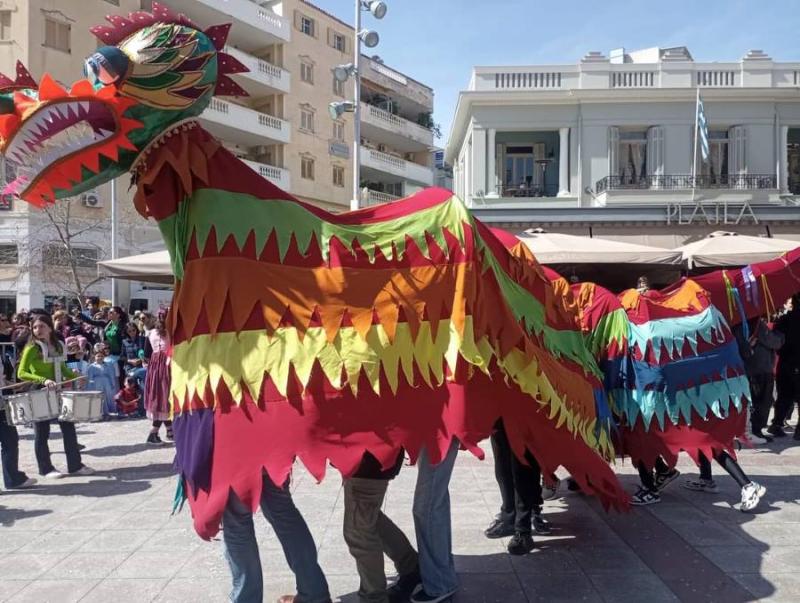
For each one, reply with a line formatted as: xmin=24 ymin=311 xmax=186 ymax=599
xmin=97 ymin=250 xmax=173 ymax=284
xmin=675 ymin=231 xmax=800 ymax=269
xmin=515 ymin=228 xmax=683 ymax=265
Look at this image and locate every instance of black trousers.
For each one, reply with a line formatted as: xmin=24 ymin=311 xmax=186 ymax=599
xmin=33 ymin=420 xmax=82 ymax=475
xmin=637 ymin=457 xmax=671 ymax=492
xmin=0 ymin=412 xmax=29 ymax=488
xmin=749 ymin=373 xmax=775 ymax=433
xmin=491 ymin=419 xmax=543 ymax=534
xmin=773 ymin=366 xmax=800 ymax=427
xmin=698 ymin=451 xmax=749 ymax=488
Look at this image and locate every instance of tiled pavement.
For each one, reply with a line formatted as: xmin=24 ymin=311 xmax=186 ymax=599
xmin=1 ymin=418 xmax=800 ymax=602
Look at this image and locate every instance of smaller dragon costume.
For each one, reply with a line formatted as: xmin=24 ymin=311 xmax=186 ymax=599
xmin=0 ymin=3 xmax=626 ymax=538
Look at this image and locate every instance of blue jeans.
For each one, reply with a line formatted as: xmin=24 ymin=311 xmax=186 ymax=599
xmin=413 ymin=439 xmax=460 ymax=596
xmin=222 ymin=472 xmax=330 ymax=603
xmin=129 ymin=367 xmax=147 ymax=414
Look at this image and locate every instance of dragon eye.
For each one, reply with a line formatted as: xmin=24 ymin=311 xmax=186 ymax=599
xmin=84 ymin=48 xmax=129 ymax=86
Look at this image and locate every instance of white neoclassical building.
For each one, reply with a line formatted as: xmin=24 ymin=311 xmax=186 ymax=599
xmin=445 ymin=47 xmax=800 ymax=246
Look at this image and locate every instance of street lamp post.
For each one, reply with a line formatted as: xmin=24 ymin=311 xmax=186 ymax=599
xmin=329 ymin=1 xmax=387 ymax=211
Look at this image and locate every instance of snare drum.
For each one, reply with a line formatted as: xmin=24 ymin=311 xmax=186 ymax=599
xmin=4 ymin=389 xmax=61 ymax=426
xmin=59 ymin=391 xmax=104 ymax=422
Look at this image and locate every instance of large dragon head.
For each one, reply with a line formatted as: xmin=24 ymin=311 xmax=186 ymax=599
xmin=0 ymin=2 xmax=247 ymax=206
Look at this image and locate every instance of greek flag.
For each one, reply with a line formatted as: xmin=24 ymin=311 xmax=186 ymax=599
xmin=697 ymin=94 xmax=709 ymax=161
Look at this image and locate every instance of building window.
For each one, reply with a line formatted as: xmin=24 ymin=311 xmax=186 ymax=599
xmin=42 ymin=245 xmax=98 ymax=269
xmin=44 ymin=16 xmax=71 ymax=53
xmin=299 ymin=15 xmax=315 ymax=37
xmin=332 ymin=121 xmax=345 ymax=141
xmin=332 ymin=32 xmax=346 ymax=52
xmin=300 ymin=60 xmax=314 ymax=84
xmin=617 ymin=130 xmax=647 ymax=185
xmin=697 ymin=130 xmax=729 ymax=183
xmin=301 ymin=156 xmax=315 ymax=180
xmin=0 ymin=244 xmax=18 ymax=265
xmin=332 ymin=165 xmax=345 ymax=187
xmin=300 ymin=107 xmax=315 ymax=133
xmin=0 ymin=11 xmax=12 ymax=41
xmin=333 ymin=76 xmax=345 ymax=97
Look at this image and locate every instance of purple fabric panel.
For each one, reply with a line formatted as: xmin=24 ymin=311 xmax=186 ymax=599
xmin=173 ymin=408 xmax=214 ymax=496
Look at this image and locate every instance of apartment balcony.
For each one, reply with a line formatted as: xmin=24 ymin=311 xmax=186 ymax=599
xmin=243 ymin=159 xmax=291 ymax=192
xmin=360 ymin=103 xmax=434 ymax=152
xmin=167 ymin=0 xmax=290 ymax=50
xmin=224 ymin=46 xmax=290 ymax=95
xmin=201 ymin=98 xmax=290 ymax=146
xmin=593 ymin=174 xmax=780 ymax=206
xmin=360 ymin=148 xmax=434 ymax=186
xmin=596 ymin=174 xmax=778 ymax=192
xmin=363 ymin=189 xmax=401 ymax=207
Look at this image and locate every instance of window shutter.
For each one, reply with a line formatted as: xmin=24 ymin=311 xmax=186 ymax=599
xmin=608 ymin=126 xmax=619 ymax=179
xmin=293 ymin=10 xmax=302 ymax=31
xmin=327 ymin=27 xmax=334 ymax=48
xmin=646 ymin=126 xmax=664 ymax=179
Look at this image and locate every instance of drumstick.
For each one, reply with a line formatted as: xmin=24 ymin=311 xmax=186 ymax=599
xmin=1 ymin=377 xmax=83 ymax=392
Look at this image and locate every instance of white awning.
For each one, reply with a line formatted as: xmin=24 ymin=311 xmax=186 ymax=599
xmin=516 ymin=229 xmax=684 ymax=265
xmin=675 ymin=231 xmax=800 ymax=268
xmin=97 ymin=250 xmax=173 ymax=284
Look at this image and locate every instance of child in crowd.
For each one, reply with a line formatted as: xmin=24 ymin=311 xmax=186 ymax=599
xmin=87 ymin=348 xmax=117 ymax=418
xmin=65 ymin=336 xmax=90 ymax=384
xmin=114 ymin=376 xmax=141 ymax=418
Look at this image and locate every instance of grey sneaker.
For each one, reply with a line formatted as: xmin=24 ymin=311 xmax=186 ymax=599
xmin=682 ymin=478 xmax=718 ymax=493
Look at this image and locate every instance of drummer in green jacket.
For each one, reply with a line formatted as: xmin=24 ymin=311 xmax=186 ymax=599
xmin=17 ymin=313 xmax=94 ymax=479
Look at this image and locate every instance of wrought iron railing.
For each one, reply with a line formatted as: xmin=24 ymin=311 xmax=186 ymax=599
xmin=595 ymin=174 xmax=777 ymax=193
xmin=497 ymin=183 xmax=559 ymax=198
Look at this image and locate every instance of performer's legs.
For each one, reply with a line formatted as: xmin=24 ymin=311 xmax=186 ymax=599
xmin=750 ymin=374 xmax=774 ymax=435
xmin=488 ymin=420 xmax=515 ymax=529
xmin=637 ymin=462 xmax=657 ymax=492
xmin=771 ymin=367 xmax=796 ymax=435
xmin=713 ymin=451 xmax=749 ymax=488
xmin=0 ymin=414 xmax=29 ymax=488
xmin=343 ymin=477 xmax=392 ymax=602
xmin=222 ymin=490 xmax=263 ymax=603
xmin=412 ymin=439 xmax=459 ymax=599
xmin=683 ymin=453 xmax=719 ymax=493
xmin=260 ymin=473 xmax=330 ymax=603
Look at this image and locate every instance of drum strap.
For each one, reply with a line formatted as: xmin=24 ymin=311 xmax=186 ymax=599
xmin=34 ymin=341 xmax=65 ymax=388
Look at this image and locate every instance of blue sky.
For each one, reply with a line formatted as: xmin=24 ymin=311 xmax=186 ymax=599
xmin=309 ymin=0 xmax=800 ymax=144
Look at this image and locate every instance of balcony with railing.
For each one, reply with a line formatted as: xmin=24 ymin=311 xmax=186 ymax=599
xmin=596 ymin=174 xmax=778 ymax=193
xmin=224 ymin=46 xmax=290 ymax=95
xmin=201 ymin=98 xmax=290 ymax=145
xmin=360 ymin=148 xmax=434 ymax=186
xmin=242 ymin=160 xmax=291 ymax=192
xmin=361 ymin=103 xmax=434 ymax=149
xmin=362 ymin=189 xmax=401 ymax=206
xmin=167 ymin=0 xmax=290 ymax=48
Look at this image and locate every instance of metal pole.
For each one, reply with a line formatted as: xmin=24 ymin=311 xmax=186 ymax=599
xmin=691 ymin=87 xmax=699 ymax=203
xmin=351 ymin=0 xmax=362 ymax=211
xmin=110 ymin=178 xmax=118 ymax=306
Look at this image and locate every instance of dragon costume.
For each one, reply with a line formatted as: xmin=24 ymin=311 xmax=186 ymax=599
xmin=0 ymin=3 xmax=626 ymax=538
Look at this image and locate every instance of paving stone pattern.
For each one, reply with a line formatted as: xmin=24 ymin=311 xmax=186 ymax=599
xmin=1 ymin=418 xmax=800 ymax=602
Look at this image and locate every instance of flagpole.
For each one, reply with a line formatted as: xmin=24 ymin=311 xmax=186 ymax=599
xmin=692 ymin=87 xmax=700 ymax=202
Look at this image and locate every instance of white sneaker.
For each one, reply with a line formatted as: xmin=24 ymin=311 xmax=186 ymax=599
xmin=14 ymin=477 xmax=37 ymax=489
xmin=70 ymin=465 xmax=95 ymax=476
xmin=748 ymin=431 xmax=769 ymax=445
xmin=741 ymin=481 xmax=766 ymax=512
xmin=43 ymin=470 xmax=64 ymax=480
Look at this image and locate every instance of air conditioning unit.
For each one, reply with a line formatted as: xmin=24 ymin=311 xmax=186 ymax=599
xmin=81 ymin=191 xmax=103 ymax=208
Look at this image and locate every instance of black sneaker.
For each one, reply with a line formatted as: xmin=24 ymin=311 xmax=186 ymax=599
xmin=768 ymin=424 xmax=787 ymax=438
xmin=484 ymin=516 xmax=514 ymax=539
xmin=630 ymin=487 xmax=661 ymax=506
xmin=532 ymin=512 xmax=551 ymax=535
xmin=507 ymin=532 xmax=535 ymax=555
xmin=654 ymin=468 xmax=681 ymax=491
xmin=146 ymin=432 xmax=163 ymax=445
xmin=410 ymin=586 xmax=457 ymax=603
xmin=388 ymin=567 xmax=421 ymax=603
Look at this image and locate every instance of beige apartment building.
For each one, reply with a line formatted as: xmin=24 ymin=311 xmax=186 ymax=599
xmin=0 ymin=0 xmax=437 ymax=312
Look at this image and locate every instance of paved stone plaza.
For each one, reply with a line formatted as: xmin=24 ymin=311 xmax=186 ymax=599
xmin=1 ymin=418 xmax=800 ymax=602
